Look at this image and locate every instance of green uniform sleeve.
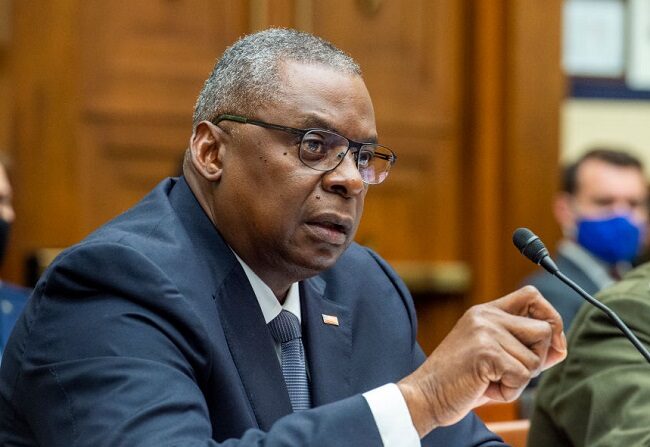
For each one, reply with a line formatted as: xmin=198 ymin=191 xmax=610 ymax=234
xmin=528 ymin=264 xmax=650 ymax=447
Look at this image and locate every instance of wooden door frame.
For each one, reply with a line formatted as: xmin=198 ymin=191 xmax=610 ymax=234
xmin=463 ymin=0 xmax=564 ymax=306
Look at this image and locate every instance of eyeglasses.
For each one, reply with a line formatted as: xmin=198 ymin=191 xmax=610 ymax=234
xmin=212 ymin=114 xmax=397 ymax=185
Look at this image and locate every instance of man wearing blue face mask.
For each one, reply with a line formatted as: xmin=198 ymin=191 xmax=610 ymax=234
xmin=524 ymin=148 xmax=649 ymax=332
xmin=516 ymin=148 xmax=649 ymax=420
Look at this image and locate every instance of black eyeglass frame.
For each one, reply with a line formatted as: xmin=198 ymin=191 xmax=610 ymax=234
xmin=211 ymin=114 xmax=397 ymax=184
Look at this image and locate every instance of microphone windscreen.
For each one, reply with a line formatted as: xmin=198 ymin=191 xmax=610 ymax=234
xmin=512 ymin=228 xmax=549 ymax=265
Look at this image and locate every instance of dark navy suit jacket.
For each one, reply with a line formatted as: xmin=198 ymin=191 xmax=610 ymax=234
xmin=0 ymin=177 xmax=504 ymax=446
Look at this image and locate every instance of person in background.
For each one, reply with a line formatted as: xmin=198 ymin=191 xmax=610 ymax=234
xmin=0 ymin=28 xmax=565 ymax=446
xmin=518 ymin=148 xmax=648 ymax=419
xmin=528 ymin=258 xmax=650 ymax=446
xmin=0 ymin=154 xmax=30 ymax=362
xmin=523 ymin=148 xmax=649 ymax=332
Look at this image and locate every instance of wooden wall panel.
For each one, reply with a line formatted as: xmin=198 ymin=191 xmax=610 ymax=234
xmin=0 ymin=0 xmax=9 ymax=46
xmin=76 ymin=119 xmax=189 ymax=228
xmin=4 ymin=0 xmax=249 ymax=282
xmin=8 ymin=0 xmax=83 ymax=285
xmin=0 ymin=0 xmax=9 ymax=152
xmin=76 ymin=0 xmax=248 ymax=231
xmin=359 ymin=137 xmax=461 ymax=262
xmin=0 ymin=49 xmax=9 ymax=159
xmin=254 ymin=1 xmax=468 ymax=266
xmin=501 ymin=1 xmax=564 ymax=290
xmin=311 ymin=1 xmax=462 ymax=127
xmin=464 ymin=0 xmax=563 ymax=307
xmin=79 ymin=1 xmax=246 ymax=119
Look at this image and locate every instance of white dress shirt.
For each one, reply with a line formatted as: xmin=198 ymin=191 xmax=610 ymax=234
xmin=233 ymin=253 xmax=420 ymax=446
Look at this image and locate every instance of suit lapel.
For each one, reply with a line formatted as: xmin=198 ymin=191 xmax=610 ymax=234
xmin=215 ymin=265 xmax=293 ymax=431
xmin=301 ymin=276 xmax=353 ymax=406
xmin=168 ymin=179 xmax=294 ymax=428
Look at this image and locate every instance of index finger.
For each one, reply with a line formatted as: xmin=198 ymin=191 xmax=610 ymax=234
xmin=491 ymin=285 xmax=567 ymax=360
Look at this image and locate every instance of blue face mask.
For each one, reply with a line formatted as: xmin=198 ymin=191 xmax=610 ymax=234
xmin=576 ymin=214 xmax=643 ymax=264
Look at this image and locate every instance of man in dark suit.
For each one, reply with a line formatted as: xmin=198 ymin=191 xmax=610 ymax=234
xmin=0 ymin=29 xmax=565 ymax=446
xmin=523 ymin=149 xmax=648 ymax=331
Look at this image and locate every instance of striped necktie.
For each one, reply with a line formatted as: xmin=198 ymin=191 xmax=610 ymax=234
xmin=268 ymin=310 xmax=311 ymax=411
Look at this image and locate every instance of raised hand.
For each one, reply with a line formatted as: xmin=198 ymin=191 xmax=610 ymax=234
xmin=398 ymin=286 xmax=567 ymax=437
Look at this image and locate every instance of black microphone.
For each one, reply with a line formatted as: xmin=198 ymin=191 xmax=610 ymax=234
xmin=513 ymin=227 xmax=650 ymax=364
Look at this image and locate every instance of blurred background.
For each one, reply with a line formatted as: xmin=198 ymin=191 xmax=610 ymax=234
xmin=0 ymin=0 xmax=647 ymax=354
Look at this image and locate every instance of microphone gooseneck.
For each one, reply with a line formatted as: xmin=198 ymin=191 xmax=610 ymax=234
xmin=513 ymin=227 xmax=650 ymax=364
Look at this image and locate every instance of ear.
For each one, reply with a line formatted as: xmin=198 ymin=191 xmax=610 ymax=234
xmin=190 ymin=121 xmax=226 ymax=182
xmin=553 ymin=192 xmax=577 ymax=236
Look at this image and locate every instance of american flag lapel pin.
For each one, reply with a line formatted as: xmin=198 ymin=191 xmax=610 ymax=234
xmin=321 ymin=314 xmax=339 ymax=326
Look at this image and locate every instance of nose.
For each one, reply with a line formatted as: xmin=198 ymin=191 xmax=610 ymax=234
xmin=321 ymin=151 xmax=365 ymax=198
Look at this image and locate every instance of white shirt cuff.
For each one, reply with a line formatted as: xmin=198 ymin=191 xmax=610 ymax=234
xmin=363 ymin=383 xmax=420 ymax=446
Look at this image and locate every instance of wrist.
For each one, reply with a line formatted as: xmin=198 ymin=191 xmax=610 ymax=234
xmin=397 ymin=378 xmax=440 ymax=438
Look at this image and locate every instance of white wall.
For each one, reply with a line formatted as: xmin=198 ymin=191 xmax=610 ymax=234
xmin=562 ymin=99 xmax=650 ymax=172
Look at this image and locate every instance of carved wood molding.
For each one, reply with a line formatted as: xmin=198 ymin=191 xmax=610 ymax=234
xmin=391 ymin=261 xmax=472 ymax=294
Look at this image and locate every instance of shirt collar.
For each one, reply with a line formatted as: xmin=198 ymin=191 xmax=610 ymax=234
xmin=232 ymin=251 xmax=301 ymax=324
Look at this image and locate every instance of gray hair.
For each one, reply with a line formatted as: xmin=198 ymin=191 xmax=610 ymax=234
xmin=192 ymin=28 xmax=362 ymax=128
